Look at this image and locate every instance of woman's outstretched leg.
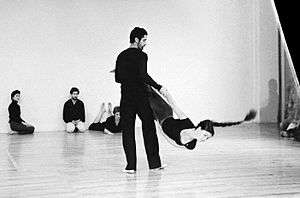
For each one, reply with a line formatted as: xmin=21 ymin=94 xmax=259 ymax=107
xmin=147 ymin=86 xmax=173 ymax=124
xmin=89 ymin=103 xmax=106 ymax=131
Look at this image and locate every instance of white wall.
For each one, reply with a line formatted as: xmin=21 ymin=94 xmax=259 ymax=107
xmin=0 ymin=0 xmax=272 ymax=132
xmin=255 ymin=0 xmax=279 ymax=123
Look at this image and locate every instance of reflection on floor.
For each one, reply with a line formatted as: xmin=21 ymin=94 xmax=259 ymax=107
xmin=0 ymin=123 xmax=300 ymax=197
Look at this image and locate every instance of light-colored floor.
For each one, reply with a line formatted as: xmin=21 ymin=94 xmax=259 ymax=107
xmin=0 ymin=124 xmax=300 ymax=198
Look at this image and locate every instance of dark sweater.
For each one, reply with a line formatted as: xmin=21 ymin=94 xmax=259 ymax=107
xmin=8 ymin=101 xmax=24 ymax=123
xmin=63 ymin=99 xmax=85 ymax=123
xmin=105 ymin=116 xmax=122 ymax=133
xmin=162 ymin=118 xmax=195 ymax=146
xmin=115 ymin=48 xmax=162 ymax=91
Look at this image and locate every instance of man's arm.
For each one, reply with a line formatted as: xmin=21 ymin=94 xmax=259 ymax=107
xmin=63 ymin=102 xmax=70 ymax=123
xmin=81 ymin=102 xmax=85 ymax=122
xmin=115 ymin=56 xmax=121 ymax=83
xmin=138 ymin=54 xmax=162 ymax=90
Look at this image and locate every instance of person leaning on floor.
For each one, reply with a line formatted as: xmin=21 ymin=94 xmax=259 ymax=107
xmin=63 ymin=87 xmax=86 ymax=133
xmin=8 ymin=90 xmax=35 ymax=135
xmin=88 ymin=102 xmax=122 ymax=134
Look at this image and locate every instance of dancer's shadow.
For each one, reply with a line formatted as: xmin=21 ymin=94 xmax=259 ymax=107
xmin=260 ymin=79 xmax=279 ymax=123
xmin=7 ymin=134 xmax=35 ymax=171
xmin=144 ymin=171 xmax=162 ymax=196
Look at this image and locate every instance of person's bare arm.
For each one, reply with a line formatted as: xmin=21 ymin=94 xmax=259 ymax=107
xmin=163 ymin=90 xmax=187 ymax=119
xmin=104 ymin=128 xmax=114 ymax=135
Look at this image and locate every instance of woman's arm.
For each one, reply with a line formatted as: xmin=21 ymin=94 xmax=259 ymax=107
xmin=104 ymin=128 xmax=114 ymax=135
xmin=163 ymin=91 xmax=187 ymax=119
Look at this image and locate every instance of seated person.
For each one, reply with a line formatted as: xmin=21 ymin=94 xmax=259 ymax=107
xmin=63 ymin=87 xmax=86 ymax=133
xmin=280 ymin=120 xmax=300 ymax=140
xmin=89 ymin=102 xmax=122 ymax=134
xmin=8 ymin=90 xmax=35 ymax=135
xmin=280 ymin=88 xmax=300 ymax=137
xmin=147 ymin=86 xmax=256 ymax=150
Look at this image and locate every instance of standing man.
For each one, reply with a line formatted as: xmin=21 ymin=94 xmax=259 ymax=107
xmin=115 ymin=27 xmax=167 ymax=173
xmin=63 ymin=87 xmax=86 ymax=133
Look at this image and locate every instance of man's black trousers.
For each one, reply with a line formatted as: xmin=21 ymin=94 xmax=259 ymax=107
xmin=120 ymin=87 xmax=161 ymax=170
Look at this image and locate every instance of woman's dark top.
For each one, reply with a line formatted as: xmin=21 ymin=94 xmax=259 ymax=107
xmin=89 ymin=116 xmax=122 ymax=133
xmin=161 ymin=117 xmax=195 ymax=145
xmin=105 ymin=116 xmax=122 ymax=133
xmin=8 ymin=101 xmax=24 ymax=123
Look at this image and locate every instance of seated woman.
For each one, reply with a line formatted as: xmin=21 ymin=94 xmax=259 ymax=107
xmin=88 ymin=103 xmax=122 ymax=134
xmin=8 ymin=90 xmax=35 ymax=135
xmin=279 ymin=87 xmax=300 ymax=137
xmin=147 ymin=86 xmax=256 ymax=150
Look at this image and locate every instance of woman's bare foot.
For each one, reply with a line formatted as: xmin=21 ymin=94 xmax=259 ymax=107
xmin=100 ymin=102 xmax=106 ymax=113
xmin=107 ymin=102 xmax=113 ymax=116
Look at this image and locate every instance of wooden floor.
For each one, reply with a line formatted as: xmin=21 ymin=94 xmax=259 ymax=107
xmin=0 ymin=124 xmax=300 ymax=198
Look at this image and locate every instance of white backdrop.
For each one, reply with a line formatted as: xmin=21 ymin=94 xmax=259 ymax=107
xmin=0 ymin=0 xmax=278 ymax=132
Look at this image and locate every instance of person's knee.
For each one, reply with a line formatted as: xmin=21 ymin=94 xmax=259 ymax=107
xmin=18 ymin=128 xmax=34 ymax=135
xmin=10 ymin=125 xmax=17 ymax=132
xmin=88 ymin=124 xmax=95 ymax=130
xmin=66 ymin=123 xmax=75 ymax=132
xmin=77 ymin=122 xmax=86 ymax=132
xmin=27 ymin=126 xmax=35 ymax=133
xmin=10 ymin=122 xmax=20 ymax=131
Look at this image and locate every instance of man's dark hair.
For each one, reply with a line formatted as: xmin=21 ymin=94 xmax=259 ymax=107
xmin=11 ymin=90 xmax=20 ymax=100
xmin=130 ymin=27 xmax=148 ymax=43
xmin=70 ymin=87 xmax=79 ymax=94
xmin=113 ymin=106 xmax=120 ymax=114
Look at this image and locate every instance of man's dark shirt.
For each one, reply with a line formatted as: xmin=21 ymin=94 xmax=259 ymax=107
xmin=162 ymin=117 xmax=195 ymax=145
xmin=115 ymin=48 xmax=162 ymax=92
xmin=63 ymin=99 xmax=85 ymax=123
xmin=8 ymin=101 xmax=24 ymax=123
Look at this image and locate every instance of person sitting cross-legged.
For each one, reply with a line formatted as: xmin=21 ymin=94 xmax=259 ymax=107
xmin=8 ymin=90 xmax=35 ymax=135
xmin=63 ymin=87 xmax=86 ymax=133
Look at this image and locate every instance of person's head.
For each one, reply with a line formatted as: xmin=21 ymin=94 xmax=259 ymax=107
xmin=11 ymin=90 xmax=21 ymax=102
xmin=194 ymin=120 xmax=214 ymax=141
xmin=130 ymin=27 xmax=148 ymax=50
xmin=195 ymin=128 xmax=213 ymax=142
xmin=70 ymin=87 xmax=79 ymax=100
xmin=113 ymin=106 xmax=120 ymax=120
